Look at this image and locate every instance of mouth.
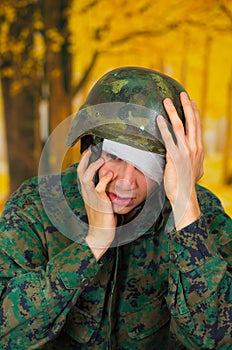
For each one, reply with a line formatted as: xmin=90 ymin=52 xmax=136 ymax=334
xmin=107 ymin=192 xmax=135 ymax=207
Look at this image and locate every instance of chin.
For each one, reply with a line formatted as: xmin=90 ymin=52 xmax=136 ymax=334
xmin=112 ymin=204 xmax=135 ymax=215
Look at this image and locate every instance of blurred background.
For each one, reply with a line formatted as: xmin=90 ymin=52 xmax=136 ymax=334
xmin=0 ymin=0 xmax=232 ymax=215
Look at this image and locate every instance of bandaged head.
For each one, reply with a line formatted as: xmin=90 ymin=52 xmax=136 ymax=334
xmin=102 ymin=139 xmax=165 ymax=184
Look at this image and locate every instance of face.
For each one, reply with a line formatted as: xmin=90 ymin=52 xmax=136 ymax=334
xmin=98 ymin=151 xmax=157 ymax=215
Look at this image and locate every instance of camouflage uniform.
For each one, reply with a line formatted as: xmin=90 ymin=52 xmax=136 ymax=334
xmin=0 ymin=164 xmax=232 ymax=349
xmin=1 ymin=67 xmax=232 ymax=349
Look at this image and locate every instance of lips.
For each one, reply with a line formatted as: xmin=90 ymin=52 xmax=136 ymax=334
xmin=108 ymin=192 xmax=135 ymax=206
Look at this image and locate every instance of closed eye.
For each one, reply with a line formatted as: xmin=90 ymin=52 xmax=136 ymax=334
xmin=108 ymin=153 xmax=119 ymax=160
xmin=102 ymin=150 xmax=123 ymax=161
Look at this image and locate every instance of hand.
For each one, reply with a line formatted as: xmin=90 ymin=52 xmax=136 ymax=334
xmin=77 ymin=148 xmax=117 ymax=260
xmin=157 ymin=92 xmax=204 ymax=230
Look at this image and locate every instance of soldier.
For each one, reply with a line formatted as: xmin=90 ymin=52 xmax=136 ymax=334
xmin=0 ymin=66 xmax=231 ymax=349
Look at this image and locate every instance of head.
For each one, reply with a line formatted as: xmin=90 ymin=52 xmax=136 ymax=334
xmin=66 ymin=66 xmax=187 ymax=214
xmin=98 ymin=147 xmax=158 ymax=215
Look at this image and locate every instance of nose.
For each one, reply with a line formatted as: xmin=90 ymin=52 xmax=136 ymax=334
xmin=115 ymin=161 xmax=137 ymax=190
xmin=122 ymin=161 xmax=136 ymax=175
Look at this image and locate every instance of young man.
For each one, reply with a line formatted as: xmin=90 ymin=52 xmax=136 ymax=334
xmin=0 ymin=67 xmax=231 ymax=349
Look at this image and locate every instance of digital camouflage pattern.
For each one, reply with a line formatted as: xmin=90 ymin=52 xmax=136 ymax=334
xmin=66 ymin=67 xmax=187 ymax=154
xmin=0 ymin=164 xmax=232 ymax=349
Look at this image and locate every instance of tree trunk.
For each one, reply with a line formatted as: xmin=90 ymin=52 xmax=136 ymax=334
xmin=0 ymin=0 xmax=73 ymax=192
xmin=1 ymin=78 xmax=40 ymax=192
xmin=41 ymin=0 xmax=73 ymax=173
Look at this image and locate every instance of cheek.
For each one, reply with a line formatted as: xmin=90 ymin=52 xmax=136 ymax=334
xmin=98 ymin=163 xmax=112 ymax=179
xmin=141 ymin=177 xmax=157 ymax=195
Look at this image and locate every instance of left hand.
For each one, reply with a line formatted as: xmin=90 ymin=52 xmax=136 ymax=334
xmin=157 ymin=91 xmax=204 ymax=229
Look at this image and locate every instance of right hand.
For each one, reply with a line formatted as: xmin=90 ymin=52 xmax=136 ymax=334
xmin=77 ymin=148 xmax=117 ymax=259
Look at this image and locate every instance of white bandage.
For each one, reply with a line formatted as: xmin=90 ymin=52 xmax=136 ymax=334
xmin=102 ymin=139 xmax=165 ymax=184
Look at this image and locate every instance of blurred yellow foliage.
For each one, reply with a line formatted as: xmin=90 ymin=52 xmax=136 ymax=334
xmin=1 ymin=67 xmax=14 ymax=78
xmin=46 ymin=28 xmax=65 ymax=53
xmin=32 ymin=31 xmax=46 ymax=60
xmin=33 ymin=10 xmax=44 ymax=31
xmin=0 ymin=173 xmax=9 ymax=198
xmin=2 ymin=4 xmax=16 ymax=22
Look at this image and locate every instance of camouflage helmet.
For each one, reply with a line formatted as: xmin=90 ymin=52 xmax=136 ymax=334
xmin=66 ymin=66 xmax=187 ymax=154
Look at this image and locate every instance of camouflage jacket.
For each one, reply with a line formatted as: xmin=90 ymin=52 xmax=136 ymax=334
xmin=0 ymin=164 xmax=232 ymax=349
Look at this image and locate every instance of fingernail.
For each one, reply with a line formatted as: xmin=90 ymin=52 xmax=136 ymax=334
xmin=164 ymin=98 xmax=173 ymax=106
xmin=157 ymin=115 xmax=164 ymax=123
xmin=182 ymin=92 xmax=189 ymax=99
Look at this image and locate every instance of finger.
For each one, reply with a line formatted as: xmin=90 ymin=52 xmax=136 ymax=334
xmin=82 ymin=157 xmax=105 ymax=184
xmin=191 ymin=100 xmax=203 ymax=149
xmin=95 ymin=172 xmax=113 ymax=198
xmin=180 ymin=92 xmax=197 ymax=145
xmin=157 ymin=115 xmax=177 ymax=156
xmin=163 ymin=98 xmax=185 ymax=138
xmin=191 ymin=100 xmax=204 ymax=181
xmin=77 ymin=147 xmax=91 ymax=176
xmin=78 ymin=145 xmax=105 ymax=183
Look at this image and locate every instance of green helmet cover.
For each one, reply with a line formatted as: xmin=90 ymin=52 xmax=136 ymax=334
xmin=66 ymin=66 xmax=187 ymax=154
